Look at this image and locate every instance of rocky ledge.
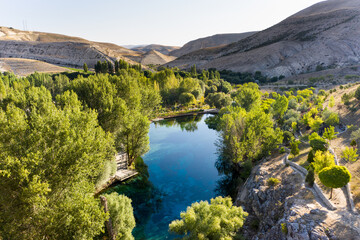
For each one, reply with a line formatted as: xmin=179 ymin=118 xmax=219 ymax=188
xmin=236 ymin=153 xmax=360 ymax=240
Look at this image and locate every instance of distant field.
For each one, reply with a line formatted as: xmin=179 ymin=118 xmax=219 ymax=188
xmin=0 ymin=58 xmax=68 ymax=76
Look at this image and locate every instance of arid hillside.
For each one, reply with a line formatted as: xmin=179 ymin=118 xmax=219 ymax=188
xmin=167 ymin=0 xmax=360 ymax=77
xmin=169 ymin=32 xmax=257 ymax=57
xmin=0 ymin=27 xmax=141 ymax=68
xmin=139 ymin=50 xmax=176 ymax=66
xmin=131 ymin=44 xmax=180 ymax=55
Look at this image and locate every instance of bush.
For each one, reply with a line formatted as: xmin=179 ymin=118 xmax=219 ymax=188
xmin=280 ymin=147 xmax=286 ymax=154
xmin=355 ymin=86 xmax=360 ymax=101
xmin=309 ymin=133 xmax=327 ymax=152
xmin=267 ymin=177 xmax=281 ymax=186
xmin=305 ymin=165 xmax=315 ymax=187
xmin=179 ymin=92 xmax=196 ymax=106
xmin=307 ymin=150 xmax=315 ymax=163
xmin=281 ymin=223 xmax=288 ymax=235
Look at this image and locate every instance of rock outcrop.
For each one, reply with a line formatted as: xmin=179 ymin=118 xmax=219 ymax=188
xmin=139 ymin=50 xmax=176 ymax=66
xmin=167 ymin=0 xmax=360 ymax=77
xmin=131 ymin=44 xmax=180 ymax=55
xmin=236 ymin=153 xmax=360 ymax=239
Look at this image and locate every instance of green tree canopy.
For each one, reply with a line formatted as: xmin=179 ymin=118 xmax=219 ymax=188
xmin=312 ymin=151 xmax=335 ymax=173
xmin=319 ymin=165 xmax=351 ymax=199
xmin=169 ymin=196 xmax=248 ymax=240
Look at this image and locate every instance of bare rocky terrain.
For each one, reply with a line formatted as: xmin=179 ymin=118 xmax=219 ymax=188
xmin=167 ymin=0 xmax=360 ymax=78
xmin=130 ymin=44 xmax=180 ymax=55
xmin=169 ymin=32 xmax=257 ymax=57
xmin=237 ymin=153 xmax=360 ymax=240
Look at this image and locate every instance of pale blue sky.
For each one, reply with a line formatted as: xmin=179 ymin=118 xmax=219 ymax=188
xmin=0 ymin=0 xmax=324 ymax=46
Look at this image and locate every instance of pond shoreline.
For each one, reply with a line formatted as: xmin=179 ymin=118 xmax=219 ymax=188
xmin=152 ymin=108 xmax=219 ymax=122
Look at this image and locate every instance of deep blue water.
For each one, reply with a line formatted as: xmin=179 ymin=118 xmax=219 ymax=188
xmin=108 ymin=114 xmax=221 ymax=239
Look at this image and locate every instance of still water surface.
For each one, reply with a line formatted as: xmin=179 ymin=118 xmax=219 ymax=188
xmin=108 ymin=114 xmax=221 ymax=239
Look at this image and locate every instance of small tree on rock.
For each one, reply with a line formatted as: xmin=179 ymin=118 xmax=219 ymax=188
xmin=319 ymin=165 xmax=351 ymax=199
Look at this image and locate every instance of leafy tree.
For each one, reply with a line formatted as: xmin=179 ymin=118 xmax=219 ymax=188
xmin=83 ymin=63 xmax=88 ymax=73
xmin=355 ymin=86 xmax=360 ymax=101
xmin=205 ymin=92 xmax=232 ymax=109
xmin=323 ymin=126 xmax=338 ymax=144
xmin=290 ymin=140 xmax=300 ymax=156
xmin=219 ymin=106 xmax=282 ymax=163
xmin=233 ymin=83 xmax=262 ymax=111
xmin=319 ymin=165 xmax=351 ymax=199
xmin=283 ymin=131 xmax=294 ymax=146
xmin=307 ymin=149 xmax=315 ymax=163
xmin=329 ymin=96 xmax=335 ymax=107
xmin=104 ymin=192 xmax=136 ymax=240
xmin=179 ymin=92 xmax=196 ymax=106
xmin=292 ymin=122 xmax=297 ymax=133
xmin=342 ymin=147 xmax=358 ymax=162
xmin=0 ymin=78 xmax=6 ymax=101
xmin=95 ymin=60 xmax=102 ymax=73
xmin=0 ymin=86 xmax=114 ymax=239
xmin=305 ymin=164 xmax=315 ymax=187
xmin=169 ymin=196 xmax=248 ymax=240
xmin=272 ymin=95 xmax=288 ymax=119
xmin=313 ymin=151 xmax=335 ymax=173
xmin=308 ymin=116 xmax=323 ymax=132
xmin=309 ymin=133 xmax=327 ymax=152
xmin=322 ymin=110 xmax=339 ymax=126
xmin=190 ymin=64 xmax=197 ymax=77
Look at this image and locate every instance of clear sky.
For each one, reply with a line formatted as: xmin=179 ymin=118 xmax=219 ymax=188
xmin=0 ymin=0 xmax=324 ymax=47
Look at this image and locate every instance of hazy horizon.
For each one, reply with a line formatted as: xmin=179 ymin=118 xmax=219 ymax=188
xmin=0 ymin=0 xmax=324 ymax=47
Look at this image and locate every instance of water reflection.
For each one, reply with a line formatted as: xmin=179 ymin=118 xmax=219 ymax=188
xmin=154 ymin=114 xmax=203 ymax=132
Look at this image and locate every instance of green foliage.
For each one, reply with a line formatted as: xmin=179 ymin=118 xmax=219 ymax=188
xmin=342 ymin=147 xmax=358 ymax=162
xmin=323 ymin=126 xmax=338 ymax=143
xmin=307 ymin=150 xmax=315 ymax=163
xmin=104 ymin=193 xmax=136 ymax=240
xmin=267 ymin=177 xmax=281 ymax=186
xmin=350 ymin=139 xmax=357 ymax=147
xmin=329 ymin=96 xmax=335 ymax=108
xmin=205 ymin=92 xmax=232 ymax=109
xmin=305 ymin=165 xmax=315 ymax=187
xmin=179 ymin=92 xmax=196 ymax=106
xmin=272 ymin=95 xmax=289 ymax=118
xmin=313 ymin=151 xmax=335 ymax=173
xmin=319 ymin=166 xmax=351 ymax=189
xmin=0 ymin=85 xmax=114 ymax=239
xmin=219 ymin=105 xmax=282 ymax=163
xmin=309 ymin=133 xmax=327 ymax=152
xmin=355 ymin=86 xmax=360 ymax=101
xmin=322 ymin=110 xmax=339 ymax=126
xmin=308 ymin=116 xmax=323 ymax=132
xmin=280 ymin=147 xmax=286 ymax=154
xmin=290 ymin=140 xmax=300 ymax=156
xmin=281 ymin=223 xmax=288 ymax=235
xmin=83 ymin=63 xmax=88 ymax=73
xmin=233 ymin=82 xmax=262 ymax=111
xmin=169 ymin=196 xmax=248 ymax=240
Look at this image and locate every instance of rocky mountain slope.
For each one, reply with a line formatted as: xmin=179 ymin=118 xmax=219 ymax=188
xmin=131 ymin=44 xmax=180 ymax=55
xmin=169 ymin=32 xmax=257 ymax=57
xmin=167 ymin=0 xmax=360 ymax=77
xmin=139 ymin=50 xmax=176 ymax=66
xmin=0 ymin=26 xmax=141 ymax=68
xmin=237 ymin=153 xmax=360 ymax=240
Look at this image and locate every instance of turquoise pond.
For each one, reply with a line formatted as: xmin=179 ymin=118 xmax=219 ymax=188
xmin=107 ymin=114 xmax=224 ymax=239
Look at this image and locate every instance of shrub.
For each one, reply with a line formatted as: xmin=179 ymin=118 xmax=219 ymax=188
xmin=305 ymin=164 xmax=315 ymax=187
xmin=281 ymin=223 xmax=288 ymax=235
xmin=290 ymin=140 xmax=300 ymax=156
xmin=342 ymin=147 xmax=358 ymax=162
xmin=355 ymin=86 xmax=360 ymax=101
xmin=307 ymin=149 xmax=315 ymax=163
xmin=267 ymin=177 xmax=281 ymax=186
xmin=313 ymin=151 xmax=335 ymax=173
xmin=280 ymin=147 xmax=286 ymax=154
xmin=309 ymin=133 xmax=327 ymax=152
